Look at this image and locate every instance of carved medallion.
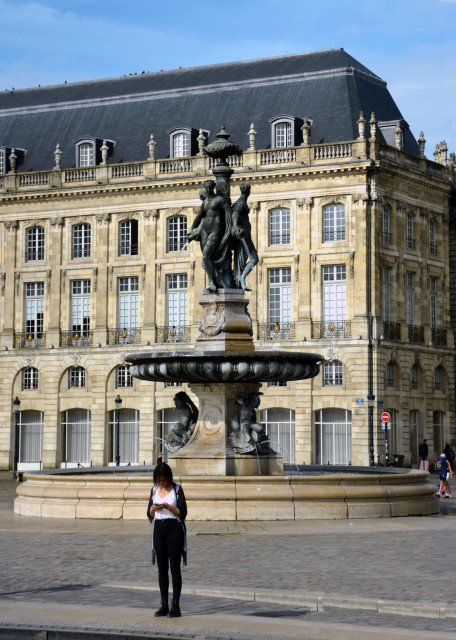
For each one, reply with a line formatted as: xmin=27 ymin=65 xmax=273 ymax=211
xmin=198 ymin=302 xmax=225 ymax=337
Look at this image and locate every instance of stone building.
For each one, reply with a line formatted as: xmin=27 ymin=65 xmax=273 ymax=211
xmin=0 ymin=48 xmax=454 ymax=471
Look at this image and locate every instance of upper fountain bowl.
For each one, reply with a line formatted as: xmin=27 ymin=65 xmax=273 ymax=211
xmin=128 ymin=350 xmax=322 ymax=384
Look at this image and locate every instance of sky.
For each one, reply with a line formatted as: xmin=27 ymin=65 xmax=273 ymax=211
xmin=0 ymin=0 xmax=455 ymax=155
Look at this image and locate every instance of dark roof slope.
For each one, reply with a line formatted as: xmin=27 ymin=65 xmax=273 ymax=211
xmin=0 ymin=48 xmax=418 ymax=171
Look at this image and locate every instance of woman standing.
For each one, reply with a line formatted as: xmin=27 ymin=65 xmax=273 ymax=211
xmin=147 ymin=462 xmax=187 ymax=617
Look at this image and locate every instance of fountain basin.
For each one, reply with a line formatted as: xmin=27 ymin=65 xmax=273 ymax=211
xmin=14 ymin=467 xmax=438 ymax=520
xmin=128 ymin=350 xmax=321 ymax=384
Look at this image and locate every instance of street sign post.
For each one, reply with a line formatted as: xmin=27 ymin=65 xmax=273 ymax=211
xmin=381 ymin=412 xmax=390 ymax=466
xmin=381 ymin=411 xmax=390 ymax=423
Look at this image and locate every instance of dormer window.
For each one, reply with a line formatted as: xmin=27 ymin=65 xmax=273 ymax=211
xmin=269 ymin=116 xmax=302 ymax=148
xmin=168 ymin=127 xmax=200 ymax=158
xmin=74 ymin=137 xmax=114 ymax=167
xmin=0 ymin=147 xmax=6 ymax=174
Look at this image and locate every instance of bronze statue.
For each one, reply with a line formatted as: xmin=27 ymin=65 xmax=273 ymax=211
xmin=186 ymin=179 xmax=235 ymax=291
xmin=231 ymin=182 xmax=258 ymax=291
xmin=228 ymin=391 xmax=273 ymax=455
xmin=166 ymin=391 xmax=199 ymax=453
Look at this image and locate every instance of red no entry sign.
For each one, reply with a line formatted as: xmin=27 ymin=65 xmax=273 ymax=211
xmin=381 ymin=412 xmax=390 ymax=423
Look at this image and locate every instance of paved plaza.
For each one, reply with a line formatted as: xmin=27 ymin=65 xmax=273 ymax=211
xmin=1 ymin=471 xmax=456 ymax=640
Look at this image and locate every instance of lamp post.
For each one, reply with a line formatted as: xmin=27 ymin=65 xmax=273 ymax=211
xmin=12 ymin=397 xmax=21 ymax=480
xmin=368 ymin=393 xmax=375 ymax=467
xmin=115 ymin=395 xmax=122 ymax=466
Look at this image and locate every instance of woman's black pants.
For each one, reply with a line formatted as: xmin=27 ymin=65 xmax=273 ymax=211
xmin=153 ymin=519 xmax=184 ymax=601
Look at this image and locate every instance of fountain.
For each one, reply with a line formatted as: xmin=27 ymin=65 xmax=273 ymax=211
xmin=13 ymin=127 xmax=438 ymax=520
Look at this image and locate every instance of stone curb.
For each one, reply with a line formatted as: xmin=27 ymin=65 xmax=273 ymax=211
xmin=101 ymin=581 xmax=456 ymax=619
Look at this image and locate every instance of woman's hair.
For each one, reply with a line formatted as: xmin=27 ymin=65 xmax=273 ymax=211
xmin=153 ymin=461 xmax=174 ymax=485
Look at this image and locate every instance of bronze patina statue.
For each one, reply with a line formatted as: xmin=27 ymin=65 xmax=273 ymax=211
xmin=166 ymin=391 xmax=199 ymax=453
xmin=232 ymin=182 xmax=258 ymax=291
xmin=228 ymin=391 xmax=273 ymax=455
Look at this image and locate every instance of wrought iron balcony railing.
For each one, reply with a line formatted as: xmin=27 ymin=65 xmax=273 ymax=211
xmin=432 ymin=328 xmax=447 ymax=346
xmin=311 ymin=320 xmax=351 ymax=339
xmin=156 ymin=325 xmax=190 ymax=343
xmin=383 ymin=321 xmax=401 ymax=341
xmin=407 ymin=325 xmax=425 ymax=344
xmin=257 ymin=322 xmax=295 ymax=340
xmin=60 ymin=330 xmax=93 ymax=347
xmin=108 ymin=327 xmax=141 ymax=345
xmin=14 ymin=332 xmax=46 ymax=348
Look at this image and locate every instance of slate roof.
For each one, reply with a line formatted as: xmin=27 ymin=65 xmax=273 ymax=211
xmin=0 ymin=48 xmax=418 ymax=172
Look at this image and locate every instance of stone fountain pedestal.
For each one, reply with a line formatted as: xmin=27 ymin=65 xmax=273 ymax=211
xmin=169 ymin=289 xmax=283 ymax=477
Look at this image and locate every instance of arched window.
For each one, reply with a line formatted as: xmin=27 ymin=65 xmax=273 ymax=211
xmin=172 ymin=132 xmax=190 ymax=157
xmin=77 ymin=142 xmax=95 ymax=167
xmin=69 ymin=367 xmax=86 ymax=389
xmin=119 ymin=219 xmax=138 ymax=256
xmin=388 ymin=408 xmax=400 ymax=456
xmin=62 ymin=409 xmax=91 ymax=465
xmin=26 ymin=226 xmax=44 ymax=261
xmin=116 ymin=365 xmax=133 ymax=388
xmin=22 ymin=367 xmax=39 ymax=390
xmin=269 ymin=208 xmax=290 ymax=245
xmin=323 ymin=361 xmax=343 ymax=386
xmin=314 ymin=408 xmax=351 ymax=465
xmin=434 ymin=366 xmax=445 ymax=392
xmin=323 ymin=204 xmax=345 ymax=242
xmin=167 ymin=216 xmax=188 ymax=252
xmin=385 ymin=362 xmax=395 ymax=387
xmin=109 ymin=408 xmax=139 ymax=464
xmin=72 ymin=223 xmax=91 ymax=259
xmin=269 ymin=116 xmax=297 ymax=148
xmin=18 ymin=410 xmax=43 ymax=469
xmin=260 ymin=408 xmax=295 ymax=463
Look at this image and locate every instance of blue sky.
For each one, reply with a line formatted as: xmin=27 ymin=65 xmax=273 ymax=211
xmin=1 ymin=0 xmax=456 ymax=154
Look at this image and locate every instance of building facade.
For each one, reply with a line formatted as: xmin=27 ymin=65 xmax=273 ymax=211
xmin=0 ymin=49 xmax=454 ymax=471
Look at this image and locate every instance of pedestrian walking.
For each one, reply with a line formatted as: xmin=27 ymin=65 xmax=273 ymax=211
xmin=436 ymin=453 xmax=453 ymax=498
xmin=147 ymin=462 xmax=187 ymax=618
xmin=444 ymin=443 xmax=455 ymax=471
xmin=419 ymin=439 xmax=429 ymax=470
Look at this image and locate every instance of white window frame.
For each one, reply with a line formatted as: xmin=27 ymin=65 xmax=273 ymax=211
xmin=76 ymin=140 xmax=95 ymax=167
xmin=26 ymin=226 xmax=44 ymax=262
xmin=0 ymin=147 xmax=5 ymax=174
xmin=69 ymin=366 xmax=86 ymax=389
xmin=118 ymin=277 xmax=139 ymax=330
xmin=166 ymin=274 xmax=188 ymax=329
xmin=323 ymin=204 xmax=345 ymax=242
xmin=116 ymin=365 xmax=133 ymax=388
xmin=269 ymin=208 xmax=290 ymax=246
xmin=382 ymin=267 xmax=391 ymax=322
xmin=62 ymin=409 xmax=91 ymax=465
xmin=314 ymin=408 xmax=352 ymax=465
xmin=109 ymin=408 xmax=139 ymax=465
xmin=323 ymin=361 xmax=343 ymax=386
xmin=322 ymin=265 xmax=346 ymax=322
xmin=429 ymin=219 xmax=436 ymax=255
xmin=269 ymin=116 xmax=295 ymax=148
xmin=167 ymin=216 xmax=188 ymax=252
xmin=18 ymin=410 xmax=43 ymax=469
xmin=71 ymin=280 xmax=91 ymax=336
xmin=169 ymin=128 xmax=192 ymax=158
xmin=23 ymin=367 xmax=39 ymax=390
xmin=25 ymin=282 xmax=44 ymax=338
xmin=385 ymin=362 xmax=394 ymax=387
xmin=406 ymin=213 xmax=414 ymax=250
xmin=268 ymin=268 xmax=291 ymax=327
xmin=382 ymin=207 xmax=390 ymax=244
xmin=261 ymin=408 xmax=295 ymax=463
xmin=119 ymin=219 xmax=138 ymax=256
xmin=406 ymin=272 xmax=414 ymax=326
xmin=72 ymin=223 xmax=91 ymax=259
xmin=429 ymin=276 xmax=437 ymax=329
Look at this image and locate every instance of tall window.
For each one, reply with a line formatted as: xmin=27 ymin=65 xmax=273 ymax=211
xmin=388 ymin=409 xmax=399 ymax=455
xmin=25 ymin=282 xmax=44 ymax=338
xmin=382 ymin=207 xmax=391 ymax=244
xmin=172 ymin=132 xmax=190 ymax=158
xmin=406 ymin=272 xmax=414 ymax=326
xmin=429 ymin=276 xmax=437 ymax=329
xmin=62 ymin=409 xmax=90 ymax=464
xmin=26 ymin=227 xmax=44 ymax=261
xmin=410 ymin=364 xmax=419 ymax=390
xmin=78 ymin=143 xmax=94 ymax=167
xmin=323 ymin=204 xmax=345 ymax=242
xmin=119 ymin=219 xmax=138 ymax=256
xmin=323 ymin=361 xmax=343 ymax=386
xmin=110 ymin=409 xmax=139 ymax=464
xmin=116 ymin=365 xmax=133 ymax=388
xmin=118 ymin=277 xmax=138 ymax=330
xmin=406 ymin=213 xmax=414 ymax=250
xmin=269 ymin=208 xmax=290 ymax=245
xmin=382 ymin=267 xmax=391 ymax=322
xmin=409 ymin=409 xmax=422 ymax=466
xmin=268 ymin=268 xmax=291 ymax=327
xmin=18 ymin=410 xmax=43 ymax=466
xmin=274 ymin=122 xmax=292 ymax=148
xmin=166 ymin=274 xmax=187 ymax=328
xmin=0 ymin=149 xmax=5 ymax=174
xmin=167 ymin=216 xmax=187 ymax=252
xmin=315 ymin=408 xmax=352 ymax=465
xmin=72 ymin=224 xmax=91 ymax=259
xmin=261 ymin=408 xmax=295 ymax=463
xmin=322 ymin=265 xmax=346 ymax=322
xmin=23 ymin=367 xmax=39 ymax=390
xmin=71 ymin=280 xmax=91 ymax=337
xmin=385 ymin=362 xmax=395 ymax=387
xmin=429 ymin=220 xmax=436 ymax=255
xmin=434 ymin=367 xmax=442 ymax=391
xmin=69 ymin=367 xmax=86 ymax=388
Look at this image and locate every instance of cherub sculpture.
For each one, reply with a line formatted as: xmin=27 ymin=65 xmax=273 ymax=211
xmin=166 ymin=391 xmax=199 ymax=453
xmin=228 ymin=391 xmax=273 ymax=455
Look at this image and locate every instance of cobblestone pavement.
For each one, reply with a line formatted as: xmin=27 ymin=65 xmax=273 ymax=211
xmin=1 ymin=472 xmax=456 ymax=639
